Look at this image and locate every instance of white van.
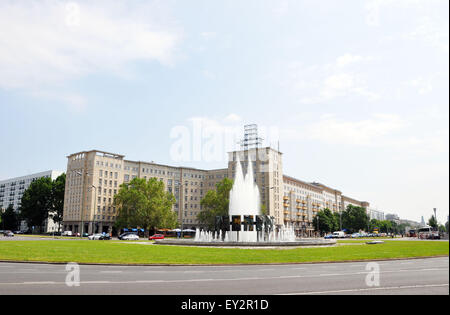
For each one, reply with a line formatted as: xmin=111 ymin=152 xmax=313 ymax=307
xmin=332 ymin=231 xmax=345 ymax=239
xmin=63 ymin=231 xmax=73 ymax=237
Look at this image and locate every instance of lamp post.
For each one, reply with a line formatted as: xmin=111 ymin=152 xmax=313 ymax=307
xmin=91 ymin=184 xmax=97 ymax=234
xmin=75 ymin=170 xmax=93 ymax=238
xmin=317 ymin=214 xmax=320 ymax=238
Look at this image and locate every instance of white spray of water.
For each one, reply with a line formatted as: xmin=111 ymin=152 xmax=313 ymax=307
xmin=229 ymin=154 xmax=261 ymax=217
xmin=194 ymin=153 xmax=297 ymax=243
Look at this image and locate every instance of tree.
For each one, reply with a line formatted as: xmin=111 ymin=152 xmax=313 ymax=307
xmin=197 ymin=178 xmax=233 ymax=230
xmin=341 ymin=205 xmax=370 ymax=234
xmin=1 ymin=204 xmax=19 ymax=231
xmin=49 ymin=173 xmax=66 ymax=232
xmin=312 ymin=208 xmax=338 ymax=234
xmin=333 ymin=212 xmax=342 ymax=231
xmin=428 ymin=215 xmax=438 ymax=229
xmin=261 ymin=203 xmax=268 ymax=216
xmin=19 ymin=177 xmax=53 ymax=233
xmin=114 ymin=178 xmax=177 ymax=236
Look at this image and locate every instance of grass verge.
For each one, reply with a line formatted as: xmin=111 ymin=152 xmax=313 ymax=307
xmin=0 ymin=240 xmax=447 ymax=265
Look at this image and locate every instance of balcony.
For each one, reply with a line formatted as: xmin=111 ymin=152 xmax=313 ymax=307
xmin=283 ymin=196 xmax=289 ymax=200
xmin=283 ymin=203 xmax=289 ymax=208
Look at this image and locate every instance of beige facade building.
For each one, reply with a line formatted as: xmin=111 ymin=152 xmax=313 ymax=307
xmin=62 ymin=150 xmax=227 ymax=234
xmin=63 ymin=147 xmax=378 ymax=235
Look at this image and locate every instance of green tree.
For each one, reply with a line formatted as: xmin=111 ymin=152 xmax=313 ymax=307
xmin=428 ymin=215 xmax=438 ymax=229
xmin=342 ymin=205 xmax=370 ymax=234
xmin=1 ymin=204 xmax=19 ymax=231
xmin=261 ymin=203 xmax=268 ymax=216
xmin=312 ymin=208 xmax=338 ymax=234
xmin=19 ymin=177 xmax=53 ymax=233
xmin=197 ymin=178 xmax=233 ymax=230
xmin=49 ymin=173 xmax=66 ymax=232
xmin=114 ymin=178 xmax=177 ymax=236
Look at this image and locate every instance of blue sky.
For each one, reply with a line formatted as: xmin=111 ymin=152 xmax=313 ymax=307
xmin=0 ymin=0 xmax=448 ymax=223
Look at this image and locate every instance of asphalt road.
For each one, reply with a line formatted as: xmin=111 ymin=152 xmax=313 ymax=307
xmin=0 ymin=257 xmax=448 ymax=295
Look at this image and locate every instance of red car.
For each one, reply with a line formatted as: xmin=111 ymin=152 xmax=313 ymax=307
xmin=149 ymin=234 xmax=165 ymax=240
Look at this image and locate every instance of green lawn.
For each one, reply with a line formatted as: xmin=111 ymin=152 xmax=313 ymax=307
xmin=0 ymin=240 xmax=447 ymax=265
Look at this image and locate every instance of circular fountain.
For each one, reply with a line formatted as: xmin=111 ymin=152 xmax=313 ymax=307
xmin=155 ymin=155 xmax=336 ymax=248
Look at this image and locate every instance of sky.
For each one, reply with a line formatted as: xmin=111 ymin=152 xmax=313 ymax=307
xmin=0 ymin=0 xmax=448 ymax=224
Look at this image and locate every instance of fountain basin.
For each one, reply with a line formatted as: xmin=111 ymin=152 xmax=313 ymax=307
xmin=154 ymin=239 xmax=336 ymax=247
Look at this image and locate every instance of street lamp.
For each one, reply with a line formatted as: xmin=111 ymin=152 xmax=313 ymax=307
xmin=75 ymin=170 xmax=93 ymax=237
xmin=91 ymin=184 xmax=97 ymax=234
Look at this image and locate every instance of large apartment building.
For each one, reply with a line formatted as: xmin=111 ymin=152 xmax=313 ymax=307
xmin=0 ymin=170 xmax=64 ymax=232
xmin=62 ymin=146 xmax=379 ymax=236
xmin=62 ymin=150 xmax=228 ymax=235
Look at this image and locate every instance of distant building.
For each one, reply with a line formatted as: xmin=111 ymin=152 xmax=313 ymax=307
xmin=385 ymin=213 xmax=400 ymax=222
xmin=62 ymin=125 xmax=385 ymax=236
xmin=420 ymin=216 xmax=426 ymax=227
xmin=367 ymin=208 xmax=385 ymax=221
xmin=0 ymin=170 xmax=64 ymax=232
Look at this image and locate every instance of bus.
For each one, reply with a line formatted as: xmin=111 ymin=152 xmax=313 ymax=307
xmin=407 ymin=229 xmax=417 ymax=237
xmin=417 ymin=226 xmax=440 ymax=240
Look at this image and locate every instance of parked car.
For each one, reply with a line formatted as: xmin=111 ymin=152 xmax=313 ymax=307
xmin=119 ymin=232 xmax=136 ymax=240
xmin=63 ymin=231 xmax=73 ymax=237
xmin=332 ymin=231 xmax=345 ymax=239
xmin=88 ymin=233 xmax=111 ymax=240
xmin=324 ymin=234 xmax=334 ymax=239
xmin=351 ymin=233 xmax=361 ymax=238
xmin=121 ymin=233 xmax=139 ymax=241
xmin=149 ymin=234 xmax=165 ymax=240
xmin=3 ymin=230 xmax=14 ymax=237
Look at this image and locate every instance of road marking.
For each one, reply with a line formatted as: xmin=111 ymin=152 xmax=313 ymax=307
xmin=99 ymin=271 xmax=123 ymax=274
xmin=82 ymin=281 xmax=111 ymax=284
xmin=279 ymin=284 xmax=450 ymax=295
xmin=0 ymin=267 xmax=447 ymax=286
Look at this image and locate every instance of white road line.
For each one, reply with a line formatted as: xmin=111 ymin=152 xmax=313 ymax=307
xmin=99 ymin=271 xmax=123 ymax=274
xmin=0 ymin=267 xmax=447 ymax=286
xmin=279 ymin=284 xmax=450 ymax=295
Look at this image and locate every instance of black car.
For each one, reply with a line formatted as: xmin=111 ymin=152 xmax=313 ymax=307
xmin=101 ymin=234 xmax=111 ymax=240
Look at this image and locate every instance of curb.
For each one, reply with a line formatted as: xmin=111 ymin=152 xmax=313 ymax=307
xmin=0 ymin=255 xmax=448 ymax=267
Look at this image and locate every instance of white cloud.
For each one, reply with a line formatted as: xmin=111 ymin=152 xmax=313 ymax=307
xmin=200 ymin=32 xmax=217 ymax=40
xmin=407 ymin=16 xmax=449 ymax=53
xmin=0 ymin=1 xmax=180 ymax=93
xmin=364 ymin=0 xmax=443 ymax=27
xmin=283 ymin=54 xmax=379 ymax=105
xmin=406 ymin=77 xmax=433 ymax=95
xmin=336 ymin=54 xmax=373 ymax=68
xmin=304 ymin=114 xmax=406 ymax=146
xmin=224 ymin=113 xmax=243 ymax=123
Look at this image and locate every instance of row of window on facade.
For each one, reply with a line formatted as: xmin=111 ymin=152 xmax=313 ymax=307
xmin=96 ymin=160 xmax=121 ymax=169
